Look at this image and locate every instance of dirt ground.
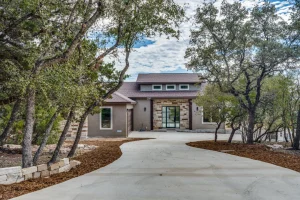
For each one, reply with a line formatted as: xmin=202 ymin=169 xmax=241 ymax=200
xmin=0 ymin=152 xmax=69 ymax=168
xmin=187 ymin=141 xmax=300 ymax=173
xmin=0 ymin=138 xmax=146 ymax=200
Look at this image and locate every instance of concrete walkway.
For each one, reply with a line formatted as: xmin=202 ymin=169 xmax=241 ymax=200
xmin=13 ymin=132 xmax=300 ymax=200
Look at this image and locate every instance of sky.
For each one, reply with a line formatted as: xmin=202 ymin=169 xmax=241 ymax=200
xmin=103 ymin=0 xmax=294 ymax=81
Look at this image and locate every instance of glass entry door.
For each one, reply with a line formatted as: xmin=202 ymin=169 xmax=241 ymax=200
xmin=162 ymin=106 xmax=180 ymax=128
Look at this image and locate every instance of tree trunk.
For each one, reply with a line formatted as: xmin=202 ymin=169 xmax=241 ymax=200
xmin=31 ymin=123 xmax=40 ymax=145
xmin=67 ymin=107 xmax=92 ymax=158
xmin=33 ymin=110 xmax=59 ymax=165
xmin=49 ymin=108 xmax=75 ymax=165
xmin=292 ymin=123 xmax=295 ymax=140
xmin=283 ymin=127 xmax=288 ymax=142
xmin=22 ymin=88 xmax=35 ymax=168
xmin=287 ymin=127 xmax=293 ymax=145
xmin=246 ymin=111 xmax=255 ymax=144
xmin=228 ymin=130 xmax=237 ymax=143
xmin=228 ymin=123 xmax=240 ymax=143
xmin=67 ymin=46 xmax=131 ymax=158
xmin=0 ymin=98 xmax=21 ymax=144
xmin=241 ymin=123 xmax=246 ymax=143
xmin=292 ymin=109 xmax=300 ymax=150
xmin=214 ymin=122 xmax=221 ymax=142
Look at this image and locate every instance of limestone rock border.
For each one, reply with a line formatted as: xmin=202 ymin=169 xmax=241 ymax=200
xmin=0 ymin=158 xmax=81 ymax=185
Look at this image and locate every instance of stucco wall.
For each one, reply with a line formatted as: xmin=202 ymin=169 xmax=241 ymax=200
xmin=192 ymin=102 xmax=225 ymax=131
xmin=133 ymin=99 xmax=151 ymax=131
xmin=88 ymin=105 xmax=127 ymax=137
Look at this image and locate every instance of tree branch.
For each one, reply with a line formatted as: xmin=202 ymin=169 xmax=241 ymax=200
xmin=35 ymin=0 xmax=104 ymax=70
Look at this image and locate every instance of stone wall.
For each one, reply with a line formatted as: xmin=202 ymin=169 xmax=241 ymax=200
xmin=0 ymin=158 xmax=81 ymax=185
xmin=153 ymin=99 xmax=189 ymax=129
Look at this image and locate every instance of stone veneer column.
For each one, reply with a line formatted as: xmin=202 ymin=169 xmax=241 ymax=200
xmin=153 ymin=99 xmax=189 ymax=129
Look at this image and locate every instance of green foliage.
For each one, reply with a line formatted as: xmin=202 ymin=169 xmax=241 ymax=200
xmin=0 ymin=105 xmax=12 ymax=132
xmin=186 ymin=1 xmax=300 ymax=143
xmin=260 ymin=72 xmax=300 ymax=137
xmin=195 ymin=84 xmax=244 ymax=126
xmin=0 ymin=104 xmax=24 ymax=144
xmin=0 ymin=103 xmax=63 ymax=144
xmin=0 ymin=0 xmax=185 ymax=159
xmin=33 ymin=107 xmax=63 ymax=145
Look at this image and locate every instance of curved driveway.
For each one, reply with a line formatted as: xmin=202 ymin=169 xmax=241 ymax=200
xmin=13 ymin=132 xmax=300 ymax=200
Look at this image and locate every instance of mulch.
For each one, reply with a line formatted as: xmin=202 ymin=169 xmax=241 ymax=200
xmin=0 ymin=138 xmax=147 ymax=200
xmin=187 ymin=141 xmax=300 ymax=173
xmin=0 ymin=152 xmax=69 ymax=168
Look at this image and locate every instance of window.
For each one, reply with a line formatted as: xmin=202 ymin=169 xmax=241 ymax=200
xmin=179 ymin=84 xmax=189 ymax=90
xmin=152 ymin=85 xmax=162 ymax=90
xmin=166 ymin=84 xmax=176 ymax=90
xmin=203 ymin=108 xmax=218 ymax=123
xmin=100 ymin=107 xmax=112 ymax=129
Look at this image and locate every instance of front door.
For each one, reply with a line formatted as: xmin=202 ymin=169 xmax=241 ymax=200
xmin=162 ymin=106 xmax=180 ymax=128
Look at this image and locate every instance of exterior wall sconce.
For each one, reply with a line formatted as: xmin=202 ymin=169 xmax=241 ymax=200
xmin=144 ymin=107 xmax=146 ymax=112
xmin=196 ymin=107 xmax=199 ymax=111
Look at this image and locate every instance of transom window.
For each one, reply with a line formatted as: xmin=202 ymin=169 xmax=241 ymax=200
xmin=166 ymin=84 xmax=176 ymax=90
xmin=152 ymin=85 xmax=162 ymax=90
xmin=179 ymin=84 xmax=189 ymax=90
xmin=100 ymin=107 xmax=113 ymax=129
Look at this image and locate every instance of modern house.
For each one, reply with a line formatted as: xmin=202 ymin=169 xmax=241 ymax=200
xmin=88 ymin=73 xmax=224 ymax=137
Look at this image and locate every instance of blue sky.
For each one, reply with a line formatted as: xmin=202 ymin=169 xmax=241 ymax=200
xmin=101 ymin=0 xmax=293 ymax=81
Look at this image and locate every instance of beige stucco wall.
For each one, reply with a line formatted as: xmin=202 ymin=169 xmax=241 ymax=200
xmin=88 ymin=104 xmax=127 ymax=137
xmin=192 ymin=102 xmax=225 ymax=131
xmin=87 ymin=100 xmax=225 ymax=137
xmin=153 ymin=99 xmax=189 ymax=129
xmin=133 ymin=99 xmax=151 ymax=131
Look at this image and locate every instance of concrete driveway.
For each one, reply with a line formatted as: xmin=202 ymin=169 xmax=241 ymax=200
xmin=13 ymin=132 xmax=300 ymax=200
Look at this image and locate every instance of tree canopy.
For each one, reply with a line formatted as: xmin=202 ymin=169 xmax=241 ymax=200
xmin=186 ymin=0 xmax=300 ymax=144
xmin=0 ymin=0 xmax=185 ymax=167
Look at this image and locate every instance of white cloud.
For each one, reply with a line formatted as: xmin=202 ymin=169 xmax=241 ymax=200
xmin=105 ymin=0 xmax=293 ymax=81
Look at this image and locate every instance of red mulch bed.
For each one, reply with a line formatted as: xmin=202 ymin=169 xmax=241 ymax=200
xmin=0 ymin=138 xmax=147 ymax=200
xmin=187 ymin=141 xmax=300 ymax=173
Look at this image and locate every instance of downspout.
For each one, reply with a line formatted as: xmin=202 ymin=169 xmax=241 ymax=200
xmin=150 ymin=99 xmax=153 ymax=130
xmin=189 ymin=99 xmax=193 ymax=130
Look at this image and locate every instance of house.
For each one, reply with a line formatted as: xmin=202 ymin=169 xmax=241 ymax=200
xmin=88 ymin=73 xmax=225 ymax=137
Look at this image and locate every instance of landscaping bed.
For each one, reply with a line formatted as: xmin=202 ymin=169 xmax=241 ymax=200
xmin=187 ymin=141 xmax=300 ymax=173
xmin=0 ymin=138 xmax=146 ymax=200
xmin=0 ymin=143 xmax=97 ymax=168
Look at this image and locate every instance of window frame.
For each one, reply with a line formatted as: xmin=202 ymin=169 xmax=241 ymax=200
xmin=179 ymin=84 xmax=189 ymax=90
xmin=152 ymin=84 xmax=162 ymax=91
xmin=166 ymin=84 xmax=176 ymax=91
xmin=100 ymin=106 xmax=113 ymax=130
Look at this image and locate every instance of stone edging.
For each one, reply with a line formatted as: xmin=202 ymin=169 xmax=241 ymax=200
xmin=0 ymin=158 xmax=81 ymax=185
